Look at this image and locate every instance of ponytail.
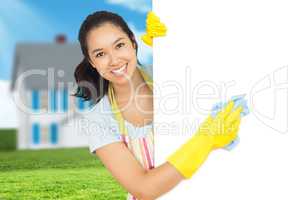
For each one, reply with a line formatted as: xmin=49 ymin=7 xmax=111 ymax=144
xmin=73 ymin=58 xmax=108 ymax=104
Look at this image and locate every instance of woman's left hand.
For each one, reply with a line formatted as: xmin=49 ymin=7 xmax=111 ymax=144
xmin=141 ymin=11 xmax=167 ymax=46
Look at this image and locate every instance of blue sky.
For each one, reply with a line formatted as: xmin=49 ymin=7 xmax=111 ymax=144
xmin=0 ymin=0 xmax=152 ymax=80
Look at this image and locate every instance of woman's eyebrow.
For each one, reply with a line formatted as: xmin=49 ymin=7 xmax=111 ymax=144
xmin=113 ymin=37 xmax=125 ymax=44
xmin=92 ymin=48 xmax=103 ymax=54
xmin=91 ymin=37 xmax=125 ymax=54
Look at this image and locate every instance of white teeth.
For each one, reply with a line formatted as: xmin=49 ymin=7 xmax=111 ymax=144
xmin=111 ymin=64 xmax=127 ymax=75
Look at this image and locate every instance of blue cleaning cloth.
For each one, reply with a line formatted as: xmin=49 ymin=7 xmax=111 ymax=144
xmin=210 ymin=94 xmax=250 ymax=150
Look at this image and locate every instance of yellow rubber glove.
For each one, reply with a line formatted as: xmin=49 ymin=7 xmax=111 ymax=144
xmin=167 ymin=100 xmax=243 ymax=178
xmin=141 ymin=11 xmax=167 ymax=46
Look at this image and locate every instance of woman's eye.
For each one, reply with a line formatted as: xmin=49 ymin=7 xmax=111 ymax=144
xmin=96 ymin=52 xmax=104 ymax=58
xmin=116 ymin=42 xmax=125 ymax=49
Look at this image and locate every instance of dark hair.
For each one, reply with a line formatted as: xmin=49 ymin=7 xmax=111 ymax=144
xmin=73 ymin=11 xmax=139 ymax=104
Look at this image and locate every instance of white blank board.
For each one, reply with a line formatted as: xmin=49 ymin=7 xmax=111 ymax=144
xmin=153 ymin=0 xmax=300 ymax=199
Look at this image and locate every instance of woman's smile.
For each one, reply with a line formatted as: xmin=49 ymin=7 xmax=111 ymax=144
xmin=111 ymin=63 xmax=128 ymax=76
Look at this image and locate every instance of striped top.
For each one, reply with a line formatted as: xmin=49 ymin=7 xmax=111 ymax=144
xmin=122 ymin=127 xmax=154 ymax=200
xmin=84 ymin=65 xmax=154 ymax=200
xmin=108 ymin=65 xmax=154 ymax=200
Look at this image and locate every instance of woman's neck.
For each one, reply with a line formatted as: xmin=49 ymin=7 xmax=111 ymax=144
xmin=112 ymin=67 xmax=150 ymax=103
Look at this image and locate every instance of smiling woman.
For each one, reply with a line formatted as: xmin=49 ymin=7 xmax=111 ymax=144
xmin=73 ymin=10 xmax=244 ymax=200
xmin=73 ymin=11 xmax=183 ymax=200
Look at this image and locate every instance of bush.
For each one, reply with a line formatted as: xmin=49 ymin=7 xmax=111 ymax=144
xmin=0 ymin=129 xmax=16 ymax=151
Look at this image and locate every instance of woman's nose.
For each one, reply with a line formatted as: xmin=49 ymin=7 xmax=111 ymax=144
xmin=108 ymin=52 xmax=119 ymax=66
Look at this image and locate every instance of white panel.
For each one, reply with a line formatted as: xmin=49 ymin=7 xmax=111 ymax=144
xmin=153 ymin=0 xmax=300 ymax=199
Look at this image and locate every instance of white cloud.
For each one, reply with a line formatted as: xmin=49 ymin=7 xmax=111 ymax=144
xmin=128 ymin=23 xmax=153 ymax=65
xmin=106 ymin=0 xmax=151 ymax=13
xmin=0 ymin=80 xmax=17 ymax=128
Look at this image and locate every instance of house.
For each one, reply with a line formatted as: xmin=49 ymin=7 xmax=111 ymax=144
xmin=10 ymin=36 xmax=92 ymax=150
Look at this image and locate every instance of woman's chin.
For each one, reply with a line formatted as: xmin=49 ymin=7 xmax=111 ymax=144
xmin=110 ymin=73 xmax=133 ymax=85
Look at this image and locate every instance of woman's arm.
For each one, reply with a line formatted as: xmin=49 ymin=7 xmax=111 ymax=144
xmin=95 ymin=142 xmax=184 ymax=200
xmin=95 ymin=102 xmax=244 ymax=199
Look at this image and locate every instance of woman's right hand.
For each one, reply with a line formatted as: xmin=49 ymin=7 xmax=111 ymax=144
xmin=167 ymin=100 xmax=244 ymax=179
xmin=196 ymin=100 xmax=243 ymax=150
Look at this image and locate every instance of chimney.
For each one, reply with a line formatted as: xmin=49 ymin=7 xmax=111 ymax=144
xmin=55 ymin=34 xmax=67 ymax=44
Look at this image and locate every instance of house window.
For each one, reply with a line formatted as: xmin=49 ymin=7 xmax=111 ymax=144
xmin=32 ymin=123 xmax=40 ymax=144
xmin=31 ymin=90 xmax=40 ymax=111
xmin=49 ymin=89 xmax=57 ymax=112
xmin=50 ymin=123 xmax=58 ymax=144
xmin=41 ymin=125 xmax=49 ymax=145
xmin=61 ymin=88 xmax=68 ymax=112
xmin=40 ymin=90 xmax=48 ymax=111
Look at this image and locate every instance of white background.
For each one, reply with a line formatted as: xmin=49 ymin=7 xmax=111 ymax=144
xmin=153 ymin=0 xmax=300 ymax=199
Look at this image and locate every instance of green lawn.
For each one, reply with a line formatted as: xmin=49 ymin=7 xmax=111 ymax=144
xmin=0 ymin=148 xmax=127 ymax=200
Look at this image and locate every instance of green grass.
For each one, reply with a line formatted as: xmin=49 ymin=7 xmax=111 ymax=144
xmin=0 ymin=148 xmax=127 ymax=200
xmin=0 ymin=129 xmax=16 ymax=151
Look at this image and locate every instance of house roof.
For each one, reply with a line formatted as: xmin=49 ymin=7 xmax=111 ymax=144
xmin=11 ymin=43 xmax=83 ymax=91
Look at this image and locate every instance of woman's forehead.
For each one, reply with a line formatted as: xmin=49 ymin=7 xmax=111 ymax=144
xmin=87 ymin=23 xmax=128 ymax=48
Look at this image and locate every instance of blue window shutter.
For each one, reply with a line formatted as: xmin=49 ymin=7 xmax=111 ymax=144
xmin=50 ymin=123 xmax=58 ymax=144
xmin=62 ymin=88 xmax=68 ymax=112
xmin=77 ymin=97 xmax=85 ymax=110
xmin=50 ymin=89 xmax=57 ymax=112
xmin=32 ymin=123 xmax=40 ymax=144
xmin=32 ymin=90 xmax=40 ymax=111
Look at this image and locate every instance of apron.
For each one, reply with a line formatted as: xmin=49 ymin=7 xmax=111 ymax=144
xmin=108 ymin=66 xmax=154 ymax=200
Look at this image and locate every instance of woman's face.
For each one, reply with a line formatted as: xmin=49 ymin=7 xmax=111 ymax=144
xmin=87 ymin=23 xmax=137 ymax=85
